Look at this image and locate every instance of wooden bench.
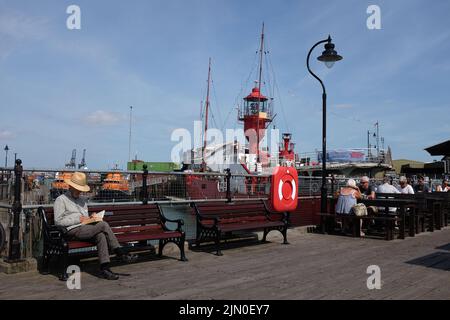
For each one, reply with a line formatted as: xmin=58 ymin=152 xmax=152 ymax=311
xmin=191 ymin=200 xmax=289 ymax=255
xmin=318 ymin=212 xmax=402 ymax=240
xmin=38 ymin=203 xmax=187 ymax=280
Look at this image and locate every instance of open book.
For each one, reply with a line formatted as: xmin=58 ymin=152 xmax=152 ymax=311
xmin=81 ymin=210 xmax=106 ymax=225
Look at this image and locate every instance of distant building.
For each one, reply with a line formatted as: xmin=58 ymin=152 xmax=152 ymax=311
xmin=391 ymin=139 xmax=450 ymax=179
xmin=127 ymin=160 xmax=180 ymax=172
xmin=425 ymin=140 xmax=450 ymax=175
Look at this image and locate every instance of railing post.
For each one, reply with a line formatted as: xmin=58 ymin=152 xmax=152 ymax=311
xmin=142 ymin=164 xmax=148 ymax=205
xmin=226 ymin=168 xmax=231 ymax=203
xmin=6 ymin=159 xmax=23 ymax=262
xmin=331 ymin=174 xmax=335 ymax=198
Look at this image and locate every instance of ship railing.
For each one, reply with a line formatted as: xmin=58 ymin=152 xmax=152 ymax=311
xmin=297 ymin=148 xmax=389 ymax=167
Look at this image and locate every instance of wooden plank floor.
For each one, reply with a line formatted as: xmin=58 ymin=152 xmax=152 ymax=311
xmin=0 ymin=227 xmax=449 ymax=300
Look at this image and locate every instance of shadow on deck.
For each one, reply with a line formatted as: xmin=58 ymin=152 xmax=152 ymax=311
xmin=405 ymin=243 xmax=450 ymax=271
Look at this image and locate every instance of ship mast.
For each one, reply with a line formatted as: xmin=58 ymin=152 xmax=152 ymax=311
xmin=256 ymin=23 xmax=265 ymax=165
xmin=202 ymin=58 xmax=212 ymax=172
xmin=128 ymin=106 xmax=133 ymax=163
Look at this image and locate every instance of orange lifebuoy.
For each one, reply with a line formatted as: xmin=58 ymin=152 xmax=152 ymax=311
xmin=270 ymin=166 xmax=298 ymax=212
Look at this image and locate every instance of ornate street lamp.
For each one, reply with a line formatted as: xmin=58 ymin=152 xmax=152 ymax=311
xmin=306 ymin=35 xmax=343 ymax=214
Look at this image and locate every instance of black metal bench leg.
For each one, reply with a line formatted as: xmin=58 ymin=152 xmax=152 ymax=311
xmin=281 ymin=226 xmax=289 ymax=244
xmin=158 ymin=239 xmax=164 ymax=257
xmin=41 ymin=248 xmax=50 ymax=275
xmin=178 ymin=234 xmax=188 ymax=261
xmin=262 ymin=228 xmax=268 ymax=242
xmin=59 ymin=247 xmax=69 ymax=281
xmin=215 ymin=231 xmax=223 ymax=256
xmin=320 ymin=216 xmax=327 ymax=234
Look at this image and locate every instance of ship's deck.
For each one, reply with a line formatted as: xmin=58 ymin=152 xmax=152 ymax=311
xmin=1 ymin=227 xmax=449 ymax=300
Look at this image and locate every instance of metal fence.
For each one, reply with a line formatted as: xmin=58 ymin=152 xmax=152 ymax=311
xmin=2 ymin=164 xmax=447 ymax=207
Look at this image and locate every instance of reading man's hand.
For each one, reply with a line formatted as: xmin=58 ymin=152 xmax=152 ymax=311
xmin=80 ymin=216 xmax=90 ymax=223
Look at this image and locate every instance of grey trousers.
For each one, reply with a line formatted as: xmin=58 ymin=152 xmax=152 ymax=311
xmin=67 ymin=221 xmax=120 ymax=264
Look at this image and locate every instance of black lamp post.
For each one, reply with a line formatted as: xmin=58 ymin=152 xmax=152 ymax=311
xmin=306 ymin=35 xmax=343 ymax=214
xmin=4 ymin=145 xmax=9 ymax=168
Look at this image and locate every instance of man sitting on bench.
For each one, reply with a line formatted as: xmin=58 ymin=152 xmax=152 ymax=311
xmin=54 ymin=172 xmax=136 ymax=280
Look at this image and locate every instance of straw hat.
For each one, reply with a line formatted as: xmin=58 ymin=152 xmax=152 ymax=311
xmin=65 ymin=172 xmax=90 ymax=192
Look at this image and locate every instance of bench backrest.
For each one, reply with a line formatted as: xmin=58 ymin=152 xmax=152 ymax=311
xmin=193 ymin=200 xmax=268 ymax=219
xmin=38 ymin=204 xmax=162 ymax=230
xmin=376 ymin=193 xmax=425 ymax=200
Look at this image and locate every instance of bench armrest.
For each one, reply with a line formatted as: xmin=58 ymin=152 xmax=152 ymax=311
xmin=197 ymin=214 xmax=219 ymax=228
xmin=156 ymin=203 xmax=185 ymax=232
xmin=261 ymin=200 xmax=289 ymax=224
xmin=47 ymin=225 xmax=68 ymax=241
xmin=161 ymin=216 xmax=184 ymax=232
xmin=192 ymin=202 xmax=219 ymax=228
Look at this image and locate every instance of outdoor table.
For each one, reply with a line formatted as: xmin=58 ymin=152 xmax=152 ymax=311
xmin=359 ymin=198 xmax=418 ymax=238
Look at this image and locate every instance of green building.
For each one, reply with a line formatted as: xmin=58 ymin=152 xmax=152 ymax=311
xmin=127 ymin=161 xmax=180 ymax=172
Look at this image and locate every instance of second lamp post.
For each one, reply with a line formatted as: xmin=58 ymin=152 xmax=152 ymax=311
xmin=306 ymin=35 xmax=343 ymax=214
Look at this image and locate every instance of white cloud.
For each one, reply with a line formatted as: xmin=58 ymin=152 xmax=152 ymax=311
xmin=0 ymin=11 xmax=47 ymax=40
xmin=0 ymin=130 xmax=14 ymax=140
xmin=0 ymin=10 xmax=49 ymax=60
xmin=84 ymin=111 xmax=124 ymax=126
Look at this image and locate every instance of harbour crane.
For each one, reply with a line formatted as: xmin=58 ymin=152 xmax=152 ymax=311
xmin=65 ymin=149 xmax=76 ymax=169
xmin=78 ymin=149 xmax=87 ymax=169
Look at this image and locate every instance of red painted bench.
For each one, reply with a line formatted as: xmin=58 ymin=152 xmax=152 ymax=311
xmin=192 ymin=200 xmax=289 ymax=255
xmin=38 ymin=203 xmax=187 ymax=280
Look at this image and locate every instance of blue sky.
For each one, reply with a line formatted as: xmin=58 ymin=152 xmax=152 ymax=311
xmin=0 ymin=0 xmax=449 ymax=169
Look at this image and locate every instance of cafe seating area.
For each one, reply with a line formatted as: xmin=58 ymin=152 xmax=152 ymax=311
xmin=318 ymin=192 xmax=449 ymax=240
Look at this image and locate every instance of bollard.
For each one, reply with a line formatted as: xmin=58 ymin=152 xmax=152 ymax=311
xmin=6 ymin=159 xmax=23 ymax=262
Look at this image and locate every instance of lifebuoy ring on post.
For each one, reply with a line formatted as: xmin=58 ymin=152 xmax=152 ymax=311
xmin=270 ymin=166 xmax=298 ymax=212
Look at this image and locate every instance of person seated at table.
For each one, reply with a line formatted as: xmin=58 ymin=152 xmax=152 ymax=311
xmin=414 ymin=175 xmax=430 ymax=193
xmin=398 ymin=176 xmax=414 ymax=194
xmin=358 ymin=176 xmax=375 ymax=199
xmin=376 ymin=176 xmax=400 ymax=213
xmin=436 ymin=179 xmax=449 ymax=192
xmin=336 ymin=179 xmax=364 ymax=236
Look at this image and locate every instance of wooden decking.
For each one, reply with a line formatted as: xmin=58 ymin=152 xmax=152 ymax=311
xmin=0 ymin=227 xmax=449 ymax=300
